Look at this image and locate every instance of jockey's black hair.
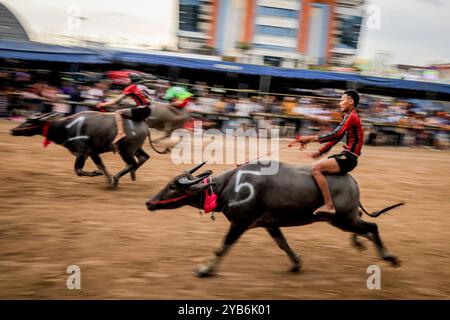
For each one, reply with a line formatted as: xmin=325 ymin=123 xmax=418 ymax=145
xmin=129 ymin=73 xmax=143 ymax=84
xmin=344 ymin=89 xmax=360 ymax=108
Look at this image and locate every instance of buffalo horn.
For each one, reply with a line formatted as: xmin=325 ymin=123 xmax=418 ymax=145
xmin=185 ymin=161 xmax=207 ymax=174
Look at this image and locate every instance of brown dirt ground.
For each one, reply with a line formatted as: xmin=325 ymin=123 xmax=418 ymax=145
xmin=1 ymin=119 xmax=450 ymax=299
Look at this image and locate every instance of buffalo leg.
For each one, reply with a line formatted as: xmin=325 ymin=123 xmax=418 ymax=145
xmin=195 ymin=220 xmax=250 ymax=277
xmin=351 ymin=211 xmax=366 ymax=250
xmin=267 ymin=227 xmax=302 ymax=272
xmin=351 ymin=233 xmax=366 ymax=251
xmin=130 ymin=148 xmax=150 ymax=181
xmin=332 ymin=217 xmax=400 ymax=267
xmin=74 ymin=154 xmax=103 ymax=177
xmin=90 ymin=153 xmax=113 ymax=185
xmin=112 ymin=151 xmax=138 ymax=188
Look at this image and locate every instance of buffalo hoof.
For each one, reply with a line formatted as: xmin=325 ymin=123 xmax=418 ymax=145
xmin=106 ymin=176 xmax=113 ymax=186
xmin=112 ymin=177 xmax=120 ymax=189
xmin=194 ymin=265 xmax=213 ymax=278
xmin=290 ymin=266 xmax=300 ymax=273
xmin=130 ymin=171 xmax=136 ymax=181
xmin=385 ymin=255 xmax=401 ymax=268
xmin=290 ymin=258 xmax=302 ymax=273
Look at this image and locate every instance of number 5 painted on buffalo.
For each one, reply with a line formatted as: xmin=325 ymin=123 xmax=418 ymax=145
xmin=229 ymin=170 xmax=262 ymax=207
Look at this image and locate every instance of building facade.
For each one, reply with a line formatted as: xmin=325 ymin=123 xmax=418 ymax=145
xmin=176 ymin=0 xmax=365 ymax=67
xmin=177 ymin=0 xmax=214 ymax=55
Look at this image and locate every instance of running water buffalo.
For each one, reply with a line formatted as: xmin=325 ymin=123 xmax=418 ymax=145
xmin=145 ymin=101 xmax=190 ymax=143
xmin=146 ymin=161 xmax=403 ymax=277
xmin=11 ymin=111 xmax=151 ymax=188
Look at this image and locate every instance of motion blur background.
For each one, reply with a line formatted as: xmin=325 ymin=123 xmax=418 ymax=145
xmin=0 ymin=0 xmax=449 ymax=299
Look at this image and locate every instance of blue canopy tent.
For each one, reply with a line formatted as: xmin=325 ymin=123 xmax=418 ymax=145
xmin=112 ymin=50 xmax=360 ymax=81
xmin=112 ymin=50 xmax=450 ymax=100
xmin=1 ymin=40 xmax=449 ymax=100
xmin=0 ymin=40 xmax=111 ymax=64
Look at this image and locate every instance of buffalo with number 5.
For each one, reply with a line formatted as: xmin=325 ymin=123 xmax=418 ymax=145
xmin=146 ymin=160 xmax=404 ymax=277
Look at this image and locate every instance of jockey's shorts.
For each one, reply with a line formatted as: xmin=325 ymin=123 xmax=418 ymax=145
xmin=328 ymin=151 xmax=358 ymax=174
xmin=131 ymin=104 xmax=151 ymax=121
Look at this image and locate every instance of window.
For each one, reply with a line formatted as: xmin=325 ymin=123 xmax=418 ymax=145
xmin=179 ymin=4 xmax=200 ymax=32
xmin=180 ymin=0 xmax=200 ymax=4
xmin=257 ymin=6 xmax=298 ymax=19
xmin=264 ymin=56 xmax=282 ymax=67
xmin=255 ymin=25 xmax=297 ymax=38
xmin=335 ymin=15 xmax=362 ymax=49
xmin=253 ymin=44 xmax=296 ymax=52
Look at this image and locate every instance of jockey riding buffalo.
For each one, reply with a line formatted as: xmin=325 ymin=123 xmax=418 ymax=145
xmin=146 ymin=161 xmax=403 ymax=277
xmin=11 ymin=111 xmax=152 ymax=188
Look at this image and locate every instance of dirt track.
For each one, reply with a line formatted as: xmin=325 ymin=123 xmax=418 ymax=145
xmin=1 ymin=119 xmax=450 ymax=299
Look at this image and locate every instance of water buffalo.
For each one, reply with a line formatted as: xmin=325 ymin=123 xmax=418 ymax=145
xmin=145 ymin=101 xmax=190 ymax=149
xmin=111 ymin=101 xmax=189 ymax=154
xmin=146 ymin=161 xmax=403 ymax=277
xmin=11 ymin=111 xmax=152 ymax=188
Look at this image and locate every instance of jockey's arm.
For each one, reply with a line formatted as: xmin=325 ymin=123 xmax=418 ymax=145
xmin=298 ymin=135 xmax=338 ymax=160
xmin=300 ymin=113 xmax=354 ymax=145
xmin=97 ymin=94 xmax=126 ymax=108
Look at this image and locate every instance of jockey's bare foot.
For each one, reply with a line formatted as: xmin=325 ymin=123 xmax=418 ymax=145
xmin=313 ymin=204 xmax=336 ymax=216
xmin=112 ymin=132 xmax=126 ymax=145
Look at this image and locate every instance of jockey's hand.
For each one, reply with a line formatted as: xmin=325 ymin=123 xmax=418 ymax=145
xmin=96 ymin=102 xmax=104 ymax=109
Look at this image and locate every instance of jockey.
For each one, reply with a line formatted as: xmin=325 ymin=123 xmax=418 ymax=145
xmin=163 ymin=85 xmax=193 ymax=109
xmin=298 ymin=89 xmax=363 ymax=216
xmin=97 ymin=73 xmax=153 ymax=145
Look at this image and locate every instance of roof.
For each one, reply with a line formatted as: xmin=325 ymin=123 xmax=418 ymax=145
xmin=112 ymin=50 xmax=450 ymax=96
xmin=0 ymin=40 xmax=111 ymax=64
xmin=0 ymin=40 xmax=449 ymax=98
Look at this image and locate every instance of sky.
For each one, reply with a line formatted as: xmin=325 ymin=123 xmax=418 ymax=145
xmin=358 ymin=0 xmax=450 ymax=66
xmin=2 ymin=0 xmax=178 ymax=48
xmin=2 ymin=0 xmax=449 ymax=66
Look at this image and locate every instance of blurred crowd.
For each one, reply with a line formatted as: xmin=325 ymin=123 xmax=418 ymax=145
xmin=1 ymin=69 xmax=449 ymax=148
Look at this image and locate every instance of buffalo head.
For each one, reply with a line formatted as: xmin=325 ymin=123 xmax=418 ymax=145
xmin=146 ymin=161 xmax=213 ymax=211
xmin=10 ymin=112 xmax=60 ymax=136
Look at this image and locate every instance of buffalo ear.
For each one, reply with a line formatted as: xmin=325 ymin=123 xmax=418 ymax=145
xmin=196 ymin=170 xmax=212 ymax=178
xmin=176 ymin=175 xmax=204 ymax=187
xmin=187 ymin=170 xmax=213 ymax=193
xmin=188 ymin=182 xmax=209 ymax=194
